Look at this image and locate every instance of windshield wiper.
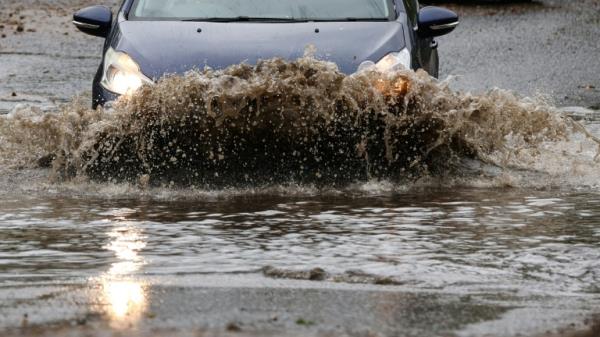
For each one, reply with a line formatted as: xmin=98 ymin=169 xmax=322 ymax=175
xmin=183 ymin=16 xmax=307 ymax=23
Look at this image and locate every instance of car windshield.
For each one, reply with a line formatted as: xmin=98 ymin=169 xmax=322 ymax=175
xmin=130 ymin=0 xmax=393 ymax=21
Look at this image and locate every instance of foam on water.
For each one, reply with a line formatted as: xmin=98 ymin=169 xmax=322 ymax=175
xmin=0 ymin=55 xmax=598 ymax=194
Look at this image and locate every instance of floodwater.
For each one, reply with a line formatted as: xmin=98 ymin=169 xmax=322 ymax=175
xmin=2 ymin=189 xmax=600 ymax=292
xmin=0 ymin=58 xmax=599 ymax=337
xmin=0 ymin=187 xmax=600 ymax=336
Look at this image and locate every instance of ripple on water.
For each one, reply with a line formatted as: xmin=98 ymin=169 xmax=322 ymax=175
xmin=0 ymin=190 xmax=598 ymax=298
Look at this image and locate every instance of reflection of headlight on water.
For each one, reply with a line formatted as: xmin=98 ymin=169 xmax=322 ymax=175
xmin=103 ymin=279 xmax=147 ymax=323
xmin=98 ymin=223 xmax=148 ymax=326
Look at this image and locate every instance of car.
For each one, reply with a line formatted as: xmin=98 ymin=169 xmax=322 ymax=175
xmin=73 ymin=0 xmax=459 ymax=108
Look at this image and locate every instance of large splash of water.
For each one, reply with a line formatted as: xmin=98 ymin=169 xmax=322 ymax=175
xmin=0 ymin=56 xmax=598 ymax=189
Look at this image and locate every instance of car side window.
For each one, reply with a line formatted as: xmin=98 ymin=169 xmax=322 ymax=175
xmin=403 ymin=0 xmax=419 ymax=27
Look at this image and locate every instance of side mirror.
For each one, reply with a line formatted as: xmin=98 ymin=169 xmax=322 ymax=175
xmin=73 ymin=6 xmax=112 ymax=38
xmin=417 ymin=6 xmax=459 ymax=38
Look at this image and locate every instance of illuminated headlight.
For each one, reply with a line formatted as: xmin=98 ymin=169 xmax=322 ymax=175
xmin=375 ymin=48 xmax=412 ymax=72
xmin=100 ymin=47 xmax=153 ymax=95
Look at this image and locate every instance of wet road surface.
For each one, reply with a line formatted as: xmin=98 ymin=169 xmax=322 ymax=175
xmin=436 ymin=0 xmax=600 ymax=109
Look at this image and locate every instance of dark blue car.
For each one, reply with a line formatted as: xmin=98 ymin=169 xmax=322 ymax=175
xmin=73 ymin=0 xmax=458 ymax=108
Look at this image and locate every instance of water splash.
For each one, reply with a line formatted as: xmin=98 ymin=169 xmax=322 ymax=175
xmin=0 ymin=56 xmax=597 ymax=189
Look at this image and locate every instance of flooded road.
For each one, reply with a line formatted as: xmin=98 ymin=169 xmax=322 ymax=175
xmin=3 ymin=190 xmax=599 ymax=290
xmin=1 ymin=187 xmax=600 ymax=337
xmin=1 ymin=1 xmax=600 ymax=337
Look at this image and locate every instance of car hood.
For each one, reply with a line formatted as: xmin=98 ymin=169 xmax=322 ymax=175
xmin=112 ymin=20 xmax=407 ymax=78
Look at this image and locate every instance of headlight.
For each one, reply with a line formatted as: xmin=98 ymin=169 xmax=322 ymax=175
xmin=355 ymin=49 xmax=412 ymax=96
xmin=375 ymin=49 xmax=411 ymax=72
xmin=100 ymin=47 xmax=153 ymax=95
